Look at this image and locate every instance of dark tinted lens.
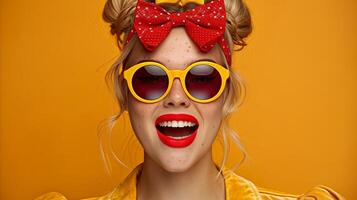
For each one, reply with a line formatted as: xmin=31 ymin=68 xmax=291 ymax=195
xmin=185 ymin=65 xmax=222 ymax=100
xmin=132 ymin=65 xmax=168 ymax=100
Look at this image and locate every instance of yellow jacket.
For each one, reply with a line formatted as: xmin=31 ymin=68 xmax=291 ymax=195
xmin=35 ymin=163 xmax=345 ymax=200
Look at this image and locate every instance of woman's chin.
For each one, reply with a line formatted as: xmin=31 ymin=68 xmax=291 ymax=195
xmin=159 ymin=160 xmax=193 ymax=173
xmin=155 ymin=151 xmax=197 ymax=173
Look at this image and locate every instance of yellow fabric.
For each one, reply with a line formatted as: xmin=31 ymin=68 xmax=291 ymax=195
xmin=35 ymin=163 xmax=345 ymax=200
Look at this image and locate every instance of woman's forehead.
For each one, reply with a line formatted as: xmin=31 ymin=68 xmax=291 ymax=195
xmin=126 ymin=28 xmax=224 ymax=68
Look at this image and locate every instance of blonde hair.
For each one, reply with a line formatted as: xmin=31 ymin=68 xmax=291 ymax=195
xmin=100 ymin=0 xmax=252 ymax=176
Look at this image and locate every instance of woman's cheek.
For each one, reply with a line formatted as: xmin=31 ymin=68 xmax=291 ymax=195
xmin=128 ymin=98 xmax=154 ymax=141
xmin=196 ymin=101 xmax=224 ymax=144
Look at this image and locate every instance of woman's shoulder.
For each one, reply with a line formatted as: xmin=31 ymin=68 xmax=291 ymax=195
xmin=34 ymin=192 xmax=98 ymax=200
xmin=34 ymin=192 xmax=108 ymax=200
xmin=34 ymin=192 xmax=67 ymax=200
xmin=257 ymin=185 xmax=345 ymax=200
xmin=224 ymin=169 xmax=345 ymax=200
xmin=34 ymin=164 xmax=140 ymax=200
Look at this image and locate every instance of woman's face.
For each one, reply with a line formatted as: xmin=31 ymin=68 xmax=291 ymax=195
xmin=125 ymin=28 xmax=226 ymax=173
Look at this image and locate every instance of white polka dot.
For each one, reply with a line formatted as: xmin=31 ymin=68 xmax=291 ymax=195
xmin=154 ymin=15 xmax=157 ymax=18
xmin=145 ymin=7 xmax=148 ymax=10
xmin=219 ymin=7 xmax=222 ymax=10
xmin=160 ymin=13 xmax=163 ymax=15
xmin=214 ymin=16 xmax=217 ymax=19
xmin=207 ymin=23 xmax=211 ymax=26
xmin=183 ymin=19 xmax=186 ymax=23
xmin=197 ymin=19 xmax=200 ymax=22
xmin=138 ymin=22 xmax=142 ymax=25
xmin=219 ymin=26 xmax=223 ymax=29
xmin=177 ymin=13 xmax=180 ymax=16
xmin=137 ymin=6 xmax=140 ymax=9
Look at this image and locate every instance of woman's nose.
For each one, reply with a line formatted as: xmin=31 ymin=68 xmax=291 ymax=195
xmin=163 ymin=78 xmax=190 ymax=108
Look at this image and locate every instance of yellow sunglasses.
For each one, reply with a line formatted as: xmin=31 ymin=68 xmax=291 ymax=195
xmin=123 ymin=61 xmax=230 ymax=103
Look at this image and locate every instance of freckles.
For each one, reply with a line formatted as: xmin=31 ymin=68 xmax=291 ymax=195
xmin=186 ymin=45 xmax=192 ymax=53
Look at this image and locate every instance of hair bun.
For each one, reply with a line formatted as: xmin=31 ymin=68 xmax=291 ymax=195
xmin=225 ymin=0 xmax=252 ymax=50
xmin=103 ymin=0 xmax=137 ymax=47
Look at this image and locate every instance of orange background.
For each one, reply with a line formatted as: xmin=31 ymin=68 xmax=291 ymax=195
xmin=0 ymin=0 xmax=356 ymax=199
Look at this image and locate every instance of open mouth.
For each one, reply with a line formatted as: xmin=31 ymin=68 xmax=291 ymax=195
xmin=155 ymin=114 xmax=199 ymax=148
xmin=156 ymin=121 xmax=198 ymax=139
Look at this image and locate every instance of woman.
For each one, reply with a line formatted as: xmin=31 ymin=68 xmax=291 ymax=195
xmin=35 ymin=0 xmax=344 ymax=199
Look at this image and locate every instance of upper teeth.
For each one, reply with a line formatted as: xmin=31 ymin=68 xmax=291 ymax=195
xmin=159 ymin=121 xmax=196 ymax=128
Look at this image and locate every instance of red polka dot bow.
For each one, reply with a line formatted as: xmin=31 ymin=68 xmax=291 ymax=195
xmin=126 ymin=0 xmax=232 ymax=65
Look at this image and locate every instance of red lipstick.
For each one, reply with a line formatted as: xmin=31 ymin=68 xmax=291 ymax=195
xmin=155 ymin=114 xmax=199 ymax=148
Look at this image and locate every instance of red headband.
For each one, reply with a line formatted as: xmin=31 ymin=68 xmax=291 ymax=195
xmin=125 ymin=0 xmax=232 ymax=65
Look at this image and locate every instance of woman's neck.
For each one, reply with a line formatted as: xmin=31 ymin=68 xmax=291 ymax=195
xmin=137 ymin=151 xmax=225 ymax=200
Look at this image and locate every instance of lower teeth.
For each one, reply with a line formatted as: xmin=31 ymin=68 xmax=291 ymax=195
xmin=168 ymin=135 xmax=192 ymax=139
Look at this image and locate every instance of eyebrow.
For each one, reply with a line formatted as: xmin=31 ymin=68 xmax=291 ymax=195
xmin=192 ymin=58 xmax=218 ymax=65
xmin=134 ymin=58 xmax=220 ymax=67
xmin=134 ymin=59 xmax=164 ymax=65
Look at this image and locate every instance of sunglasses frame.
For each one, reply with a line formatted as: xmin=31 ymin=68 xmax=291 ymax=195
xmin=123 ymin=61 xmax=230 ymax=103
